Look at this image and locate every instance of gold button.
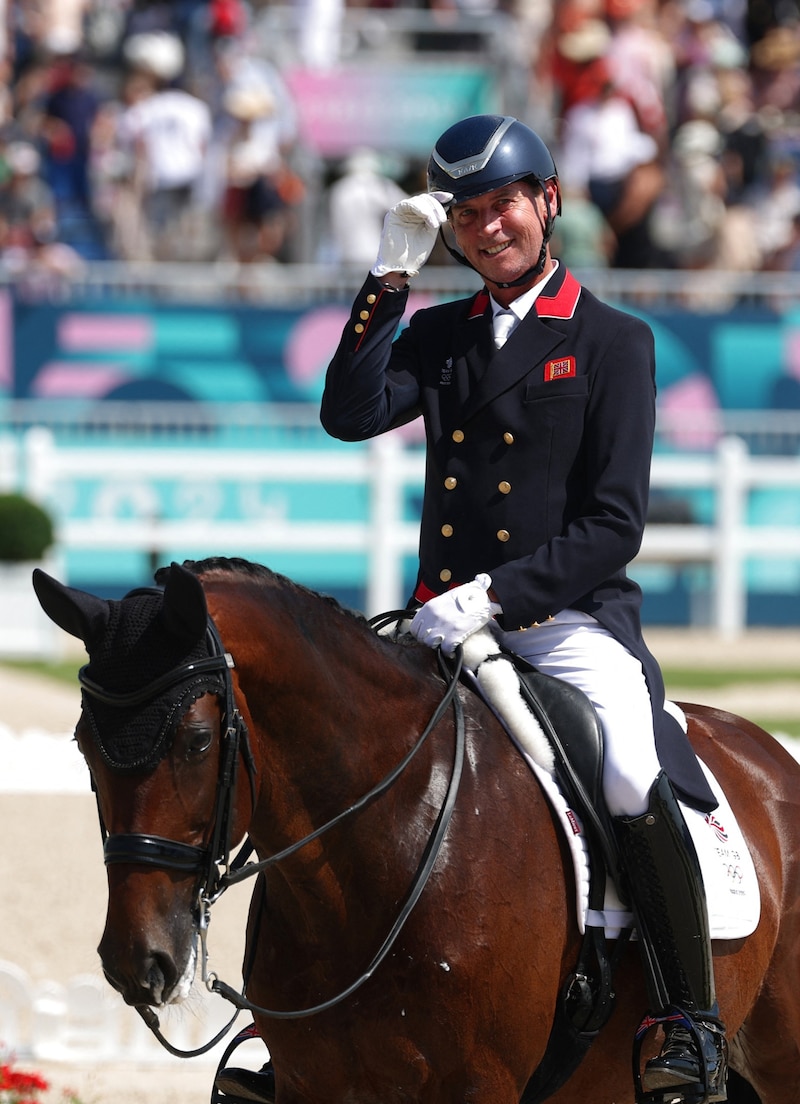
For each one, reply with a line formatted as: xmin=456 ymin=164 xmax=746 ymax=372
xmin=366 ymin=294 xmax=377 ymax=304
xmin=497 ymin=529 xmax=510 ymax=542
xmin=503 ymin=432 xmax=515 ymax=445
xmin=355 ymin=323 xmax=365 ymax=333
xmin=439 ymin=568 xmax=452 ymax=582
xmin=444 ymin=476 xmax=457 ymax=490
xmin=359 ymin=310 xmax=370 ymax=320
xmin=498 ymin=480 xmax=511 ymax=494
xmin=452 ymin=429 xmax=464 ymax=443
xmin=441 ymin=523 xmax=453 ymax=537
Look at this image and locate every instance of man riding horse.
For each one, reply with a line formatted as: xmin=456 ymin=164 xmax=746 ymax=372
xmin=218 ymin=114 xmax=728 ymax=1103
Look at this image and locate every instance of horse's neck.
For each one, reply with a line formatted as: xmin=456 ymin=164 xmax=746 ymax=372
xmin=243 ymin=633 xmax=444 ymax=862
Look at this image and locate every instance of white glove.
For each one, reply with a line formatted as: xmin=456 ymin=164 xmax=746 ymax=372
xmin=371 ymin=191 xmax=453 ymax=278
xmin=409 ymin=574 xmax=502 ymax=657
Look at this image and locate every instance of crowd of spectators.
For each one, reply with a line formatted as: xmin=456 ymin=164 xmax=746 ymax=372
xmin=0 ymin=0 xmax=303 ymax=276
xmin=539 ymin=0 xmax=800 ymax=272
xmin=1 ymin=0 xmax=800 ymax=277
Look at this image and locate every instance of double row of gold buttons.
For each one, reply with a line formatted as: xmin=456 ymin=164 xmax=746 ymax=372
xmin=438 ymin=428 xmax=517 ymax=582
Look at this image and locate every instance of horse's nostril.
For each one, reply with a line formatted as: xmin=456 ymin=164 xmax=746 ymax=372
xmin=99 ymin=950 xmax=178 ymax=1007
xmin=144 ymin=952 xmax=177 ymax=1006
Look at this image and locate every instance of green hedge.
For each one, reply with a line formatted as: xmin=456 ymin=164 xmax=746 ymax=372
xmin=0 ymin=494 xmax=54 ymax=562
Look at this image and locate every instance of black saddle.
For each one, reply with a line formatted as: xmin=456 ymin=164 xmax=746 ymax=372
xmin=487 ymin=648 xmax=618 ymax=873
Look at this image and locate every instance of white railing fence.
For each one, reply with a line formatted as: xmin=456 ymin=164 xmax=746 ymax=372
xmin=642 ymin=436 xmax=800 ymax=635
xmin=8 ymin=429 xmax=800 ymax=637
xmin=0 ymin=959 xmax=240 ymax=1068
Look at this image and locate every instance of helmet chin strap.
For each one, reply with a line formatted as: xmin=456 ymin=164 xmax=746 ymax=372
xmin=441 ymin=182 xmax=556 ymax=291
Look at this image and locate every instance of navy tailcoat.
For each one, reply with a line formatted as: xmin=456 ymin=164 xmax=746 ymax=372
xmin=322 ymin=265 xmax=715 ymax=811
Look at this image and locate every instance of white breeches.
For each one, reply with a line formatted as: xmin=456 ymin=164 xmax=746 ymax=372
xmin=498 ymin=611 xmax=662 ymax=817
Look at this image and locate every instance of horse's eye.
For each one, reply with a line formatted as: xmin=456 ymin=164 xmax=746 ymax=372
xmin=183 ymin=725 xmax=213 ymax=758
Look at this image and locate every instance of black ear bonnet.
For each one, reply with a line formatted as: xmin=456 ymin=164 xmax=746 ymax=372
xmin=80 ymin=589 xmax=224 ymax=772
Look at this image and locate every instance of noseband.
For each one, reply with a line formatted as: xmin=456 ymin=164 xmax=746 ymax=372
xmin=80 ymin=611 xmax=255 ymax=902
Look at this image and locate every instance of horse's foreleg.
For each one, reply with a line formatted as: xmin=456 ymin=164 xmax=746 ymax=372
xmin=726 ymin=1068 xmax=762 ymax=1104
xmin=728 ymin=986 xmax=800 ymax=1104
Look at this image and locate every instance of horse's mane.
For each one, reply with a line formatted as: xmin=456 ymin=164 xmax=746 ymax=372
xmin=154 ymin=556 xmax=373 ymax=629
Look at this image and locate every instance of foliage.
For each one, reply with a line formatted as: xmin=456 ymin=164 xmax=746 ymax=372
xmin=0 ymin=495 xmax=54 ymax=563
xmin=0 ymin=1059 xmax=48 ymax=1104
xmin=0 ymin=1059 xmax=83 ymax=1104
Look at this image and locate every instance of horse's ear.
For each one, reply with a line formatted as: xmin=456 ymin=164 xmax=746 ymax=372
xmin=32 ymin=568 xmax=111 ymax=649
xmin=160 ymin=562 xmax=208 ymax=643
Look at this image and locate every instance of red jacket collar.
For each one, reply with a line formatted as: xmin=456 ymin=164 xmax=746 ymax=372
xmin=467 ymin=265 xmax=581 ymax=321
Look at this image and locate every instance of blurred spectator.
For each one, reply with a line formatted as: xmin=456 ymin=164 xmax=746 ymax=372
xmin=768 ymin=209 xmax=800 ymax=272
xmin=550 ymin=182 xmax=616 ymax=269
xmin=37 ymin=3 xmax=89 ymax=61
xmin=38 ymin=46 xmax=107 ymax=256
xmin=753 ymin=154 xmax=800 ymax=267
xmin=546 ymin=11 xmax=613 ymax=116
xmin=670 ymin=0 xmax=749 ymax=124
xmin=219 ymin=84 xmax=302 ymax=263
xmin=557 ymin=57 xmax=667 ymax=267
xmin=209 ymin=36 xmax=298 ymax=151
xmin=749 ymin=23 xmax=800 ymax=115
xmin=649 ymin=116 xmax=728 ymax=268
xmin=208 ymin=0 xmax=248 ymax=40
xmin=0 ymin=138 xmax=86 ymax=291
xmin=605 ymin=0 xmax=673 ymax=142
xmin=205 ymin=36 xmax=301 ymax=260
xmin=0 ymin=141 xmax=56 ymax=253
xmin=88 ymin=92 xmax=145 ymax=260
xmin=113 ymin=31 xmax=213 ymax=260
xmin=40 ymin=50 xmax=99 ymax=209
xmin=326 ymin=148 xmax=407 ymax=267
xmin=717 ymin=65 xmax=769 ymax=204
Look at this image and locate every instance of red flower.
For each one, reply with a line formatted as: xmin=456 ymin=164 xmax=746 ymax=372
xmin=0 ymin=1059 xmax=49 ymax=1102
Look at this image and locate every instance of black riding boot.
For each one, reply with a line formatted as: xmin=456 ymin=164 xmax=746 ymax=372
xmin=614 ymin=771 xmax=728 ymax=1104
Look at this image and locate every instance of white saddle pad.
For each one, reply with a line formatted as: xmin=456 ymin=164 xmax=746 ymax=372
xmin=526 ymin=743 xmax=761 ymax=941
xmin=460 ymin=633 xmax=761 ymax=942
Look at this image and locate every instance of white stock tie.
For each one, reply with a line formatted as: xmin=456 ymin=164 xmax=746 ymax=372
xmin=493 ymin=309 xmax=516 ymax=348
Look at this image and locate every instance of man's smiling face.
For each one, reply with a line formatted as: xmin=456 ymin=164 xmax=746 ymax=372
xmin=449 ymin=179 xmax=557 ymax=296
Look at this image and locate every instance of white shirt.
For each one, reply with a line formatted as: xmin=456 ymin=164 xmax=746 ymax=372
xmin=489 ymin=260 xmax=560 ymax=340
xmin=119 ymin=89 xmax=212 ymax=192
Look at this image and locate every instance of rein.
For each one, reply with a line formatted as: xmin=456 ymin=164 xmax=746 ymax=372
xmin=210 ymin=642 xmax=466 ymax=1020
xmin=85 ymin=606 xmax=466 ymax=1052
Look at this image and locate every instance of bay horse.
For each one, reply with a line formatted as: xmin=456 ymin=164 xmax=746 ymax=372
xmin=32 ymin=557 xmax=800 ymax=1104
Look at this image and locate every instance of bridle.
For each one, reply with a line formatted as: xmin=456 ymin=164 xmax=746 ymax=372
xmin=79 ymin=603 xmax=258 ymax=1057
xmin=80 ymin=604 xmax=466 ymax=1057
xmin=80 ymin=616 xmax=255 ymax=905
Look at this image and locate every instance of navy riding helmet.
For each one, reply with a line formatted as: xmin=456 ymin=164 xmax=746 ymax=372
xmin=427 ymin=115 xmax=561 ymax=287
xmin=427 ymin=114 xmax=561 ymax=212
